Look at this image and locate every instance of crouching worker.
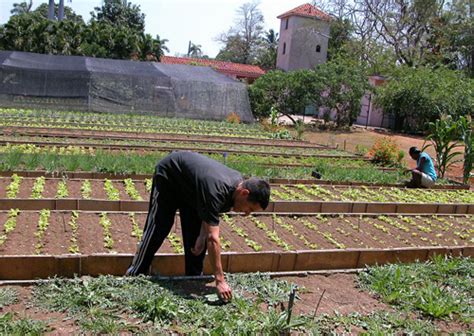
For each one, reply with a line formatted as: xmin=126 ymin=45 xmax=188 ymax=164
xmin=405 ymin=146 xmax=437 ymax=188
xmin=126 ymin=151 xmax=270 ymax=301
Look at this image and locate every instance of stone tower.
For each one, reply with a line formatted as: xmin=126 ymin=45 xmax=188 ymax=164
xmin=276 ymin=3 xmax=331 ymax=71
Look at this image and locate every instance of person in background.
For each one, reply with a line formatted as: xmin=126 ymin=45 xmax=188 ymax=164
xmin=405 ymin=146 xmax=437 ymax=188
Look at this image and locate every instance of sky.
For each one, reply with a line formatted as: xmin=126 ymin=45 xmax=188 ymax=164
xmin=0 ymin=0 xmax=309 ymax=58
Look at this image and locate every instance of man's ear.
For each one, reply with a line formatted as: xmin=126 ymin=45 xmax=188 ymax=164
xmin=240 ymin=188 xmax=250 ymax=197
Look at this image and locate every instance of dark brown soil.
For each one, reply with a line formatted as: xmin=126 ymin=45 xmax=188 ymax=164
xmin=0 ymin=212 xmax=39 ymax=255
xmin=0 ymin=178 xmax=9 ymax=198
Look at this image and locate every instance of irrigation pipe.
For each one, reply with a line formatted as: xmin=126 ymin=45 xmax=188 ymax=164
xmin=0 ymin=268 xmax=366 ymax=286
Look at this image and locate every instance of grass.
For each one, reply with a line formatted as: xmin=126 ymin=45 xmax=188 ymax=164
xmin=358 ymin=255 xmax=473 ymax=322
xmin=0 ymin=313 xmax=48 ymax=336
xmin=0 ymin=288 xmax=17 ymax=308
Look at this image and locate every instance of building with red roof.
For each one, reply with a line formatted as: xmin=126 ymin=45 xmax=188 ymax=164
xmin=277 ymin=3 xmax=332 ymax=21
xmin=160 ymin=56 xmax=265 ymax=84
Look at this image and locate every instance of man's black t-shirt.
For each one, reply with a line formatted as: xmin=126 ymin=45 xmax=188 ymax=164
xmin=155 ymin=151 xmax=243 ymax=225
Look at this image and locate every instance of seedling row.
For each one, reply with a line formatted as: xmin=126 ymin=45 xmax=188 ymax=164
xmin=0 ymin=108 xmax=274 ymax=139
xmin=0 ymin=211 xmax=471 ymax=256
xmin=0 ymin=134 xmax=352 ymax=157
xmin=1 ymin=176 xmax=471 ymax=204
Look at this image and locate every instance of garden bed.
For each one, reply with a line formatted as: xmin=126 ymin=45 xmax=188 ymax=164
xmin=0 ymin=212 xmax=471 ymax=258
xmin=0 ymin=170 xmax=467 ymax=189
xmin=0 ymin=138 xmax=356 ymax=159
xmin=1 ymin=125 xmax=326 ymax=149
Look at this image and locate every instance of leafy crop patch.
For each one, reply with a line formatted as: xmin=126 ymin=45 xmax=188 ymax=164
xmin=359 ymin=256 xmax=473 ymax=321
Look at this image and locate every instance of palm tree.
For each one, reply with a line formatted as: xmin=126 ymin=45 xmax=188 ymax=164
xmin=48 ymin=0 xmax=55 ymax=20
xmin=140 ymin=33 xmax=169 ymax=61
xmin=187 ymin=41 xmax=202 ymax=58
xmin=264 ymin=29 xmax=278 ymax=47
xmin=10 ymin=0 xmax=33 ymax=15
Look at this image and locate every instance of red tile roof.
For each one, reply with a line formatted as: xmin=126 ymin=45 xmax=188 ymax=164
xmin=160 ymin=56 xmax=266 ymax=79
xmin=277 ymin=3 xmax=331 ymax=21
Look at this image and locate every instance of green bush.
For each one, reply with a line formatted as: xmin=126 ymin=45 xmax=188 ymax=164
xmin=375 ymin=66 xmax=474 ymax=132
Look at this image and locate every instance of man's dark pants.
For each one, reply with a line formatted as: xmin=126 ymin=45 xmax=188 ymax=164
xmin=126 ymin=176 xmax=207 ymax=276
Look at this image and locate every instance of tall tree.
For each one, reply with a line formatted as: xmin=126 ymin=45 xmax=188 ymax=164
xmin=255 ymin=29 xmax=278 ymax=70
xmin=48 ymin=0 xmax=55 ymax=20
xmin=91 ymin=0 xmax=145 ymax=33
xmin=187 ymin=42 xmax=202 ymax=58
xmin=10 ymin=0 xmax=33 ymax=15
xmin=216 ymin=1 xmax=264 ymax=64
xmin=34 ymin=3 xmax=84 ymax=22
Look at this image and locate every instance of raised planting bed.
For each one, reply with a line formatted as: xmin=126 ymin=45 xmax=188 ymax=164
xmin=0 ymin=171 xmax=467 ymax=189
xmin=0 ymin=211 xmax=472 ymax=279
xmin=270 ymin=184 xmax=474 ymax=203
xmin=0 ymin=108 xmax=276 ymax=139
xmin=0 ymin=138 xmax=356 ymax=159
xmin=0 ymin=212 xmax=471 ymax=257
xmin=1 ymin=125 xmax=327 ymax=149
xmin=0 ymin=177 xmax=472 ymax=214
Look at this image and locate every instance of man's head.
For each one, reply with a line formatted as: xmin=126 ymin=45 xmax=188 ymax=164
xmin=409 ymin=146 xmax=421 ymax=160
xmin=233 ymin=178 xmax=270 ymax=216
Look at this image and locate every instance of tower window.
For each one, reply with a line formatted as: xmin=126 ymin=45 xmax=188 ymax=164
xmin=283 ymin=42 xmax=286 ymax=55
xmin=285 ymin=18 xmax=289 ymax=29
xmin=316 ymin=45 xmax=321 ymax=52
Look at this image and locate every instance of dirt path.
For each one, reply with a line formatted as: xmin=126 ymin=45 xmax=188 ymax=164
xmin=302 ymin=127 xmax=467 ymax=182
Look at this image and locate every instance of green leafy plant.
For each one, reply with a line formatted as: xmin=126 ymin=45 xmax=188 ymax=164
xmin=129 ymin=212 xmax=143 ymax=241
xmin=0 ymin=288 xmax=17 ymax=308
xmin=81 ymin=179 xmax=92 ymax=199
xmin=30 ymin=176 xmax=46 ymax=199
xmin=34 ymin=209 xmax=51 ymax=254
xmin=68 ymin=211 xmax=80 ymax=254
xmin=423 ymin=114 xmax=462 ymax=178
xmin=0 ymin=313 xmax=48 ymax=335
xmin=55 ymin=178 xmax=69 ymax=198
xmin=6 ymin=174 xmax=22 ymax=198
xmin=99 ymin=212 xmax=114 ymax=250
xmin=144 ymin=178 xmax=152 ymax=193
xmin=0 ymin=208 xmax=20 ymax=247
xmin=104 ymin=179 xmax=120 ymax=201
xmin=457 ymin=115 xmax=473 ymax=184
xmin=123 ymin=178 xmax=142 ymax=200
xmin=359 ymin=256 xmax=473 ymax=320
xmin=168 ymin=233 xmax=184 ymax=254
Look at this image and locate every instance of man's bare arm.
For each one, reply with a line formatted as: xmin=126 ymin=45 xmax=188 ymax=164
xmin=204 ymin=222 xmax=232 ymax=301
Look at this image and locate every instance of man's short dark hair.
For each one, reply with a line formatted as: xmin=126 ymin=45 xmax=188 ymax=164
xmin=242 ymin=178 xmax=270 ymax=210
xmin=409 ymin=146 xmax=421 ymax=155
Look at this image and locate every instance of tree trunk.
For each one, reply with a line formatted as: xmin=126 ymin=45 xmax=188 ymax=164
xmin=48 ymin=0 xmax=55 ymax=20
xmin=58 ymin=0 xmax=64 ymax=21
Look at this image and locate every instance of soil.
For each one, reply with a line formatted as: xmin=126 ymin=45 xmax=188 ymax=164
xmin=0 ymin=213 xmax=471 ymax=256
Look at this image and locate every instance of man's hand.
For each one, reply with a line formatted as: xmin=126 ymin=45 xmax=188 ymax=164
xmin=216 ymin=278 xmax=232 ymax=302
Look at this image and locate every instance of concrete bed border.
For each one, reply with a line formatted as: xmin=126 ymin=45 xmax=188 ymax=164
xmin=1 ymin=199 xmax=472 ymax=214
xmin=0 ymin=246 xmax=471 ymax=280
